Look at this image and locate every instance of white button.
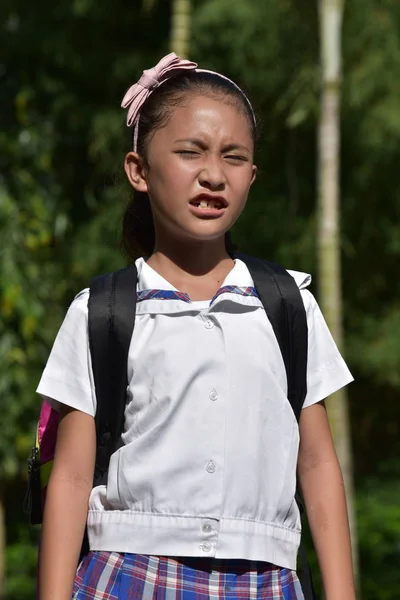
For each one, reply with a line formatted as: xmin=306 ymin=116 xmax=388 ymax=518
xmin=206 ymin=460 xmax=216 ymax=474
xmin=202 ymin=523 xmax=213 ymax=534
xmin=201 ymin=542 xmax=212 ymax=552
xmin=209 ymin=389 xmax=219 ymax=401
xmin=204 ymin=319 xmax=214 ymax=329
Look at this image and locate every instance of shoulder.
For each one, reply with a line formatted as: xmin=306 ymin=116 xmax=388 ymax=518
xmin=70 ymin=288 xmax=90 ymax=310
xmin=286 ymin=269 xmax=312 ymax=291
xmin=37 ymin=287 xmax=96 ymax=416
xmin=68 ymin=288 xmax=90 ymax=314
xmin=235 ymin=254 xmax=312 ymax=292
xmin=284 ymin=269 xmax=318 ymax=316
xmin=63 ymin=288 xmax=89 ymax=329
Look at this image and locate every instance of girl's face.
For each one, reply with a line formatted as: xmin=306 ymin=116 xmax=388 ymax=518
xmin=125 ymin=94 xmax=257 ymax=246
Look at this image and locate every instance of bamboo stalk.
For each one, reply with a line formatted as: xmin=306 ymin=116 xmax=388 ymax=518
xmin=317 ymin=0 xmax=360 ymax=594
xmin=170 ymin=0 xmax=191 ymax=58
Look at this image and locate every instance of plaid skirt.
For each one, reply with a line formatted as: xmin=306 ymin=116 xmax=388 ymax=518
xmin=72 ymin=552 xmax=304 ymax=599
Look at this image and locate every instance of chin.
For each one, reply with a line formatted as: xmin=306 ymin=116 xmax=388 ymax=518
xmin=158 ymin=214 xmax=233 ymax=246
xmin=185 ymin=225 xmax=230 ymax=243
xmin=189 ymin=216 xmax=234 ymax=236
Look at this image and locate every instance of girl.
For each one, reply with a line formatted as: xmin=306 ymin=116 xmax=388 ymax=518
xmin=37 ymin=53 xmax=356 ymax=599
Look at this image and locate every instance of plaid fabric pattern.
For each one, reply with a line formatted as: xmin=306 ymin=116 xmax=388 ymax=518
xmin=73 ymin=552 xmax=304 ymax=599
xmin=136 ymin=287 xmax=258 ymax=306
xmin=210 ymin=285 xmax=258 ymax=305
xmin=136 ymin=290 xmax=191 ymax=303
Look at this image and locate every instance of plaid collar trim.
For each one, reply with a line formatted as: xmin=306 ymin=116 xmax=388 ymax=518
xmin=136 ymin=285 xmax=259 ymax=306
xmin=136 ymin=289 xmax=191 ymax=303
xmin=210 ymin=285 xmax=258 ymax=305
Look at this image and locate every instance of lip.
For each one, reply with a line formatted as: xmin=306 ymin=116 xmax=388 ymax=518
xmin=188 ymin=193 xmax=228 ymax=218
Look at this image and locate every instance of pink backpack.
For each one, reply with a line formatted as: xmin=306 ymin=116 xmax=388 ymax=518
xmin=26 ymin=401 xmax=59 ymax=524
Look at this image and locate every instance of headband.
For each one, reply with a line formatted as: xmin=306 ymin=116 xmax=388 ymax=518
xmin=121 ymin=52 xmax=255 ymax=151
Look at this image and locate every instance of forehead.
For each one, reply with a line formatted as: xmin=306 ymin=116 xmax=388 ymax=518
xmin=153 ymin=95 xmax=253 ymax=146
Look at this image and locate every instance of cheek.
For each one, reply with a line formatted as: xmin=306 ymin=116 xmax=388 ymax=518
xmin=158 ymin=158 xmax=198 ymax=187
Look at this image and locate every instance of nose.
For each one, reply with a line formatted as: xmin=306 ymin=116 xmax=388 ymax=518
xmin=198 ymin=157 xmax=226 ymax=191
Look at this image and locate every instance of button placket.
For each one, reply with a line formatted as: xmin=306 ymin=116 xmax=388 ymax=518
xmin=195 ymin=311 xmax=224 ymax=556
xmin=200 ymin=312 xmax=215 ymax=330
xmin=199 ymin=518 xmax=219 ymax=552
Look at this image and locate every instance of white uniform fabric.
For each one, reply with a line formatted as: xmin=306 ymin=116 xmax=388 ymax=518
xmin=37 ymin=258 xmax=353 ymax=570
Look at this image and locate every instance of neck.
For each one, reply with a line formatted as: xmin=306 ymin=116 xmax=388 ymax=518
xmin=149 ymin=234 xmax=232 ymax=276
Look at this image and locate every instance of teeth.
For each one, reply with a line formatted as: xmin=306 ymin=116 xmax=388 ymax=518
xmin=195 ymin=200 xmax=223 ymax=209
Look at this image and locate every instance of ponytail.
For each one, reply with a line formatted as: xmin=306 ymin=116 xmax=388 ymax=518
xmin=121 ymin=191 xmax=155 ymax=260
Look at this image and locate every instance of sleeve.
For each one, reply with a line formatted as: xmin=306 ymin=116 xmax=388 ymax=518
xmin=301 ymin=289 xmax=354 ymax=409
xmin=36 ymin=289 xmax=96 ymax=417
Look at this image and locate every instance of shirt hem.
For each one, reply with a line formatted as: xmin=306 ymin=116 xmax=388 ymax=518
xmin=87 ymin=511 xmax=300 ymax=570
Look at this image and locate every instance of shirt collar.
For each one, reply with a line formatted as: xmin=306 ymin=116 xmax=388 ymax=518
xmin=136 ymin=257 xmax=179 ymax=292
xmin=135 ymin=257 xmax=255 ymax=292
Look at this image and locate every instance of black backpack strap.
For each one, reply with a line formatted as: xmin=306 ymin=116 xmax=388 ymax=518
xmin=234 ymin=252 xmax=308 ymax=421
xmin=235 ymin=253 xmax=317 ymax=599
xmin=88 ymin=265 xmax=138 ymax=483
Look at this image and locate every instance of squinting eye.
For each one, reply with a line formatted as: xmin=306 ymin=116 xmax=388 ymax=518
xmin=177 ymin=150 xmax=199 ymax=157
xmin=226 ymin=155 xmax=247 ymax=162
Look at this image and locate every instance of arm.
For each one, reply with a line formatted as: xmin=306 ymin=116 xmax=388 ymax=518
xmin=297 ymin=401 xmax=356 ymax=600
xmin=39 ymin=405 xmax=96 ymax=600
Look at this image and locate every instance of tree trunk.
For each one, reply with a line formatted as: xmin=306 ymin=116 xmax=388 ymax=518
xmin=170 ymin=0 xmax=191 ymax=57
xmin=317 ymin=0 xmax=360 ymax=594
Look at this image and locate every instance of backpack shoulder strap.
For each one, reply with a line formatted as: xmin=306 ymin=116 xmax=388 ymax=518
xmin=88 ymin=264 xmax=138 ymax=482
xmin=234 ymin=252 xmax=308 ymax=421
xmin=235 ymin=254 xmax=316 ymax=599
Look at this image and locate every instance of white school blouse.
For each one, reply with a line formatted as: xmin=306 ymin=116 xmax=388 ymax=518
xmin=37 ymin=257 xmax=353 ymax=570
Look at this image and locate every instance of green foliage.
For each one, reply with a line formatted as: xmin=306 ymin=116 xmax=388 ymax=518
xmin=357 ymin=479 xmax=400 ymax=599
xmin=348 ymin=309 xmax=400 ymax=388
xmin=301 ymin=478 xmax=400 ymax=599
xmin=0 ymin=0 xmax=171 ymax=477
xmin=5 ymin=535 xmax=39 ymax=600
xmin=2 ymin=0 xmax=400 ymax=597
xmin=0 ymin=106 xmax=67 ymax=478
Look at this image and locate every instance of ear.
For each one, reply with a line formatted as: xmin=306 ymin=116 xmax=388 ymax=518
xmin=250 ymin=164 xmax=257 ymax=185
xmin=124 ymin=152 xmax=148 ymax=193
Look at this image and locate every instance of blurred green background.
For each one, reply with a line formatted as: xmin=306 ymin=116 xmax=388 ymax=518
xmin=1 ymin=0 xmax=400 ymax=598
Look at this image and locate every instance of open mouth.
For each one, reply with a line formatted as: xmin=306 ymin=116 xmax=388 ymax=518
xmin=189 ymin=196 xmax=228 ymax=210
xmin=191 ymin=199 xmax=225 ymax=210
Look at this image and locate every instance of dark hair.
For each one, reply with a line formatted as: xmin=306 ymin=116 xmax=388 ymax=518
xmin=121 ymin=71 xmax=257 ymax=261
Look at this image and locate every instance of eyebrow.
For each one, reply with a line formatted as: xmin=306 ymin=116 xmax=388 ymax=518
xmin=174 ymin=138 xmax=250 ymax=153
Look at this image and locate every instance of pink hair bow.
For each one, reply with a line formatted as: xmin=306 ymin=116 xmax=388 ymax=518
xmin=121 ymin=52 xmax=198 ymax=128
